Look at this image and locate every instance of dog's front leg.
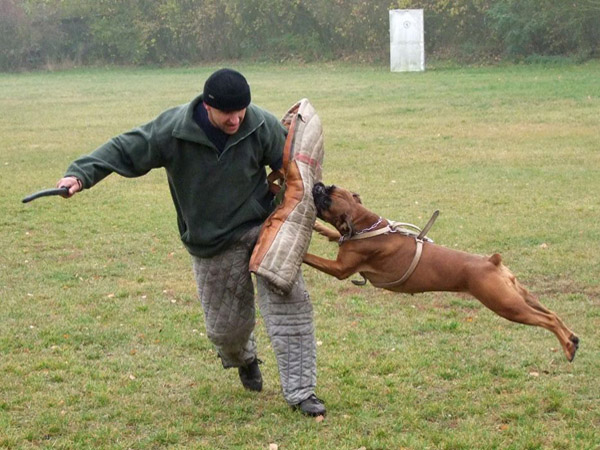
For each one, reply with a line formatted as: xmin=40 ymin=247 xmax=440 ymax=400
xmin=303 ymin=252 xmax=362 ymax=280
xmin=313 ymin=222 xmax=341 ymax=242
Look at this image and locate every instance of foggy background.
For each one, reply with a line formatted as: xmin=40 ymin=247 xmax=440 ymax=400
xmin=2 ymin=0 xmax=599 ymax=71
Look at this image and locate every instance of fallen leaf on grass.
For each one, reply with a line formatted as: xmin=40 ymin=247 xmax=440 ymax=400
xmin=529 ymin=371 xmax=540 ymax=377
xmin=269 ymin=444 xmax=278 ymax=450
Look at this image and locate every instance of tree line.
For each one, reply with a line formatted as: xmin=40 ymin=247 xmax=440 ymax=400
xmin=2 ymin=0 xmax=599 ymax=71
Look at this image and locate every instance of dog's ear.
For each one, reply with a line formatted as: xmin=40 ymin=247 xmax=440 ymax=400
xmin=352 ymin=192 xmax=362 ymax=204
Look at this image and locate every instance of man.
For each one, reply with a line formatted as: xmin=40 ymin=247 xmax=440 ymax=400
xmin=56 ymin=68 xmax=325 ymax=416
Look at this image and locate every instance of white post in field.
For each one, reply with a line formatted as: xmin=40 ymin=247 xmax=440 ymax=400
xmin=389 ymin=9 xmax=425 ymax=72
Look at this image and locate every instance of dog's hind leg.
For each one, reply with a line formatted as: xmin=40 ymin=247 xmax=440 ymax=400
xmin=504 ymin=268 xmax=580 ymax=358
xmin=517 ymin=283 xmax=580 ymax=358
xmin=468 ymin=270 xmax=579 ymax=362
xmin=499 ymin=263 xmax=553 ymax=314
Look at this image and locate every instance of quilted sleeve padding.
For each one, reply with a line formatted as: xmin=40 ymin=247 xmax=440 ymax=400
xmin=249 ymin=99 xmax=324 ymax=293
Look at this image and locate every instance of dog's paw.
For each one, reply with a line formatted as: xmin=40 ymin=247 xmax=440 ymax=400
xmin=566 ymin=334 xmax=580 ymax=362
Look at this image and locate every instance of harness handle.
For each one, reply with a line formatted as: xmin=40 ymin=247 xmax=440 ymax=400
xmin=417 ymin=210 xmax=439 ymax=240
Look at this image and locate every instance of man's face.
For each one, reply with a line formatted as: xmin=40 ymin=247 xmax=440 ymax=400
xmin=204 ymin=103 xmax=247 ymax=135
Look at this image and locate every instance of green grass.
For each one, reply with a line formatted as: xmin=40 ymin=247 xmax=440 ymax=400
xmin=1 ymin=62 xmax=599 ymax=449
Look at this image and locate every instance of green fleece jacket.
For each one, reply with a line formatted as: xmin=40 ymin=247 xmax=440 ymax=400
xmin=65 ymin=95 xmax=287 ymax=257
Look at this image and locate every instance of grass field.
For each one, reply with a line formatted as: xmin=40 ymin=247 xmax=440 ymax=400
xmin=1 ymin=62 xmax=599 ymax=449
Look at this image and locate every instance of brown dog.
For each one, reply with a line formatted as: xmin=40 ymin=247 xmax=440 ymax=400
xmin=303 ymin=182 xmax=579 ymax=362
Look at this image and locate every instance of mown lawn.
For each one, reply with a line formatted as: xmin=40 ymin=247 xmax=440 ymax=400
xmin=1 ymin=62 xmax=599 ymax=449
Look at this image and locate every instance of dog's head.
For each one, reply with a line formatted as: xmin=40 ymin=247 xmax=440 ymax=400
xmin=312 ymin=182 xmax=362 ymax=235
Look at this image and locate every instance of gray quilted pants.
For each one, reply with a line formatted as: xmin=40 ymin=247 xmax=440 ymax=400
xmin=191 ymin=226 xmax=317 ymax=405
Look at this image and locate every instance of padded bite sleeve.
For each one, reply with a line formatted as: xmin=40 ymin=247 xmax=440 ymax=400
xmin=249 ymin=99 xmax=325 ymax=293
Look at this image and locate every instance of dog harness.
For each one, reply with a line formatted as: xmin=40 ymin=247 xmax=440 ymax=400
xmin=346 ymin=210 xmax=439 ymax=287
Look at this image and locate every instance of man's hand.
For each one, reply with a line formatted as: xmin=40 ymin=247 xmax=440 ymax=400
xmin=56 ymin=176 xmax=82 ymax=197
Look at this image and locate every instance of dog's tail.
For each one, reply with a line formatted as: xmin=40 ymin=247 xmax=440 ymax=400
xmin=489 ymin=253 xmax=502 ymax=266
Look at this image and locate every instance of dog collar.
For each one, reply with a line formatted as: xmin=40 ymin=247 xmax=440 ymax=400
xmin=339 ymin=216 xmax=385 ymax=244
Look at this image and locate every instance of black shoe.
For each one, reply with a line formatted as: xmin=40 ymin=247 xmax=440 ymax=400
xmin=238 ymin=358 xmax=263 ymax=392
xmin=293 ymin=394 xmax=326 ymax=417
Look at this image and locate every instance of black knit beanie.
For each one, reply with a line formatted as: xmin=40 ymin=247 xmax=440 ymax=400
xmin=203 ymin=68 xmax=251 ymax=111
